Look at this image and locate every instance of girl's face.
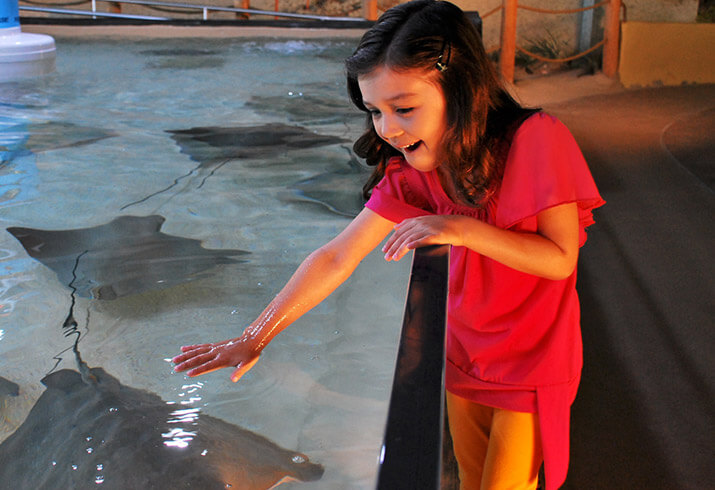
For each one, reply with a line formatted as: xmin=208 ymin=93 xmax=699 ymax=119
xmin=358 ymin=66 xmax=448 ymax=173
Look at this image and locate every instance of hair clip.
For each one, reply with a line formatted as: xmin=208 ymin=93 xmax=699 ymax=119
xmin=436 ymin=39 xmax=451 ymax=72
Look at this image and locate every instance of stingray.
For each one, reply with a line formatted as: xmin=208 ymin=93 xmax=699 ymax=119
xmin=117 ymin=124 xmax=349 ymax=211
xmin=6 ymin=215 xmax=248 ymax=300
xmin=245 ymin=93 xmax=363 ymax=125
xmin=0 ymin=375 xmax=20 ymax=426
xmin=0 ymin=366 xmax=324 ymax=488
xmin=140 ymin=48 xmax=224 ymax=57
xmin=0 ymin=121 xmax=116 ymax=164
xmin=0 ymin=376 xmax=19 ymax=398
xmin=141 ymin=47 xmax=227 ymax=70
xmin=166 ymin=123 xmax=349 ymax=165
xmin=0 ymin=376 xmax=20 ymax=416
xmin=285 ymin=149 xmax=370 ymax=217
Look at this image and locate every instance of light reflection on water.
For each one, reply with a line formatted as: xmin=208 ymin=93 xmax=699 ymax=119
xmin=0 ymin=36 xmax=410 ymax=488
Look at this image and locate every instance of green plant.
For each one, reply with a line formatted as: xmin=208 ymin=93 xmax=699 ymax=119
xmin=515 ymin=30 xmax=569 ymax=71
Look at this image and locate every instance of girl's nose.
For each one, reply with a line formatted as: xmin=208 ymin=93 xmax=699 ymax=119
xmin=377 ymin=115 xmax=403 ymax=140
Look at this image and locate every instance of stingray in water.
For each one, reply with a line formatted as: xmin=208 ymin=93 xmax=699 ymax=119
xmin=142 ymin=47 xmax=226 ymax=70
xmin=120 ymin=123 xmax=350 ymax=211
xmin=0 ymin=376 xmax=20 ymax=430
xmin=7 ymin=215 xmax=248 ymax=300
xmin=0 ymin=365 xmax=324 ymax=488
xmin=167 ymin=122 xmax=349 ymax=164
xmin=0 ymin=376 xmax=19 ymax=414
xmin=0 ymin=121 xmax=116 ymax=164
xmin=284 ymin=147 xmax=370 ymax=218
xmin=244 ymin=92 xmax=363 ymax=125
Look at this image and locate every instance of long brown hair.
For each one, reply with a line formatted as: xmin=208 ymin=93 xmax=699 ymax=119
xmin=345 ymin=0 xmax=538 ymax=205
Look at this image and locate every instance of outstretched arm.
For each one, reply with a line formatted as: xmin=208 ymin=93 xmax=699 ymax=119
xmin=382 ymin=202 xmax=579 ymax=280
xmin=172 ymin=208 xmax=396 ymax=382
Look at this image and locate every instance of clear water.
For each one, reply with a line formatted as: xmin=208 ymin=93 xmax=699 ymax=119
xmin=0 ymin=36 xmax=410 ymax=488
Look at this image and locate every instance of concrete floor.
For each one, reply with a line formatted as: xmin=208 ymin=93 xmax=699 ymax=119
xmin=536 ymin=81 xmax=714 ymax=489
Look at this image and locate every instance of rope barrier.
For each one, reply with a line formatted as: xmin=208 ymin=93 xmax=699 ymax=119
xmin=517 ymin=0 xmax=609 ymax=15
xmin=502 ymin=1 xmax=619 ymax=69
xmin=481 ymin=5 xmax=503 ymax=19
xmin=516 ymin=39 xmax=605 ymax=63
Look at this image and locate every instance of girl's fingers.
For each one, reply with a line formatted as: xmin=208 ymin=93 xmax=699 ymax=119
xmin=172 ymin=345 xmax=211 ymax=364
xmin=384 ymin=225 xmax=426 ymax=260
xmin=383 ymin=224 xmax=413 ymax=259
xmin=173 ymin=350 xmax=216 ymax=372
xmin=179 ymin=343 xmax=211 ymax=353
xmin=230 ymin=356 xmax=260 ymax=383
xmin=187 ymin=357 xmax=226 ymax=377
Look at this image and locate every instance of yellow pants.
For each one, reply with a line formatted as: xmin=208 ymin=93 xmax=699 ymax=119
xmin=446 ymin=391 xmax=543 ymax=490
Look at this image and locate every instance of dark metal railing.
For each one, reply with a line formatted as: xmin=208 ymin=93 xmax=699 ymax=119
xmin=18 ymin=0 xmax=367 ymax=22
xmin=377 ymin=245 xmax=450 ymax=490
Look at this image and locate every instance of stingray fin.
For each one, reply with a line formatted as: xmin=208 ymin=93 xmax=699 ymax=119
xmin=0 ymin=376 xmax=20 ymax=397
xmin=41 ymin=369 xmax=83 ymax=392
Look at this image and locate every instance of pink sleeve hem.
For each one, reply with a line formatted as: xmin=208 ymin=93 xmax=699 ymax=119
xmin=365 ymin=191 xmax=432 ymax=223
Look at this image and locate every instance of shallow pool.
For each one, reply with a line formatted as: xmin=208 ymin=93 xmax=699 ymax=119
xmin=0 ymin=36 xmax=411 ymax=488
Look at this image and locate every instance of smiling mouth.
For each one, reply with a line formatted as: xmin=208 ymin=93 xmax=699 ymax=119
xmin=400 ymin=141 xmax=422 ymax=153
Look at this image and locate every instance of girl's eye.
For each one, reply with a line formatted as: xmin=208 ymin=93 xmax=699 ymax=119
xmin=368 ymin=109 xmax=381 ymax=118
xmin=396 ymin=107 xmax=414 ymax=115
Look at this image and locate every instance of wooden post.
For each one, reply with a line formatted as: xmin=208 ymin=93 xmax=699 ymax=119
xmin=603 ymin=0 xmax=621 ymax=77
xmin=499 ymin=0 xmax=518 ymax=84
xmin=235 ymin=0 xmax=250 ymax=19
xmin=363 ymin=0 xmax=378 ymax=21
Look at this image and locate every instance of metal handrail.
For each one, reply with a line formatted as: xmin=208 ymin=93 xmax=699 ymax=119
xmin=19 ymin=0 xmax=366 ymax=22
xmin=20 ymin=5 xmax=168 ymax=20
xmin=377 ymin=245 xmax=450 ymax=489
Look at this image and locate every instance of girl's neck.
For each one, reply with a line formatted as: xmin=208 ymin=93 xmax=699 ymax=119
xmin=437 ymin=166 xmax=470 ymax=206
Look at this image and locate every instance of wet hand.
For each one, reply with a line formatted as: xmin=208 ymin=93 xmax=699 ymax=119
xmin=172 ymin=337 xmax=260 ymax=383
xmin=382 ymin=215 xmax=465 ymax=261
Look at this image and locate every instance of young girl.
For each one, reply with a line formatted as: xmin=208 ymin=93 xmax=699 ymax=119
xmin=173 ymin=1 xmax=605 ymax=488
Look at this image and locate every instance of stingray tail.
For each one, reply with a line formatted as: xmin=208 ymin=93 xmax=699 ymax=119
xmin=47 ymin=250 xmax=96 ymax=384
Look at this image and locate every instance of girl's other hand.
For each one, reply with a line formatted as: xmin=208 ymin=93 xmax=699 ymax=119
xmin=382 ymin=215 xmax=466 ymax=261
xmin=172 ymin=336 xmax=260 ymax=383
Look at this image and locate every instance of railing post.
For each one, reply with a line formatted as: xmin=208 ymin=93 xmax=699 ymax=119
xmin=363 ymin=0 xmax=377 ymax=21
xmin=499 ymin=0 xmax=517 ymax=84
xmin=376 ymin=245 xmax=450 ymax=490
xmin=235 ymin=0 xmax=250 ymax=19
xmin=603 ymin=0 xmax=621 ymax=77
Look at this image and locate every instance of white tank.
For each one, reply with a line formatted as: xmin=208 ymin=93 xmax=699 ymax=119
xmin=1 ymin=0 xmax=56 ymax=82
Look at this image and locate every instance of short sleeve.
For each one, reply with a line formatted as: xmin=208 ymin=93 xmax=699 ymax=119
xmin=365 ymin=157 xmax=434 ymax=223
xmin=495 ymin=113 xmax=605 ymax=245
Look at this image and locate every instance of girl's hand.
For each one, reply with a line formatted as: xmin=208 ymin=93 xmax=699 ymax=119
xmin=172 ymin=336 xmax=260 ymax=383
xmin=382 ymin=215 xmax=467 ymax=261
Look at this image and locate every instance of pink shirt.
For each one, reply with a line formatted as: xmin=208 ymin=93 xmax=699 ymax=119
xmin=365 ymin=113 xmax=605 ymax=489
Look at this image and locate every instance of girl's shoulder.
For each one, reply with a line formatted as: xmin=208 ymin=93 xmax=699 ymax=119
xmin=512 ymin=112 xmax=576 ymax=145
